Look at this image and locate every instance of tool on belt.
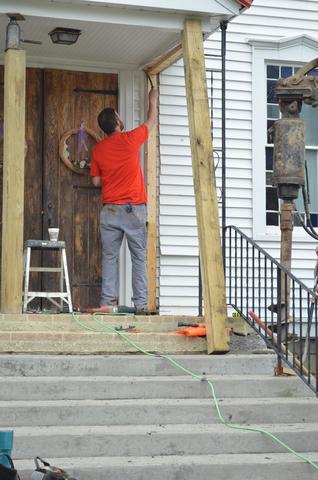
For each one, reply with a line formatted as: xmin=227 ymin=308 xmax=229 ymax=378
xmin=31 ymin=457 xmax=77 ymax=480
xmin=85 ymin=305 xmax=136 ymax=314
xmin=114 ymin=325 xmax=140 ymax=332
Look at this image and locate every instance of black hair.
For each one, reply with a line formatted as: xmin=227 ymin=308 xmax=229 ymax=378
xmin=98 ymin=107 xmax=117 ymax=135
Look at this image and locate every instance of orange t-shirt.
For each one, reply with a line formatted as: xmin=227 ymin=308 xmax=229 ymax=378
xmin=90 ymin=124 xmax=148 ymax=205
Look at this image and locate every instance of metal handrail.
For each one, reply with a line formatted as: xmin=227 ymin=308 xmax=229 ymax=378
xmin=225 ymin=225 xmax=318 ymax=395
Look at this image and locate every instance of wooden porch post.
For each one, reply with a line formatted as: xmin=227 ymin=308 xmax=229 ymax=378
xmin=1 ymin=49 xmax=26 ymax=313
xmin=146 ymin=73 xmax=158 ymax=312
xmin=182 ymin=19 xmax=229 ymax=353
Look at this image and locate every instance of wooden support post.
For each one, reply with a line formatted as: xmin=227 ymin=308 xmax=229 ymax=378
xmin=182 ymin=19 xmax=229 ymax=353
xmin=146 ymin=73 xmax=158 ymax=312
xmin=1 ymin=49 xmax=26 ymax=313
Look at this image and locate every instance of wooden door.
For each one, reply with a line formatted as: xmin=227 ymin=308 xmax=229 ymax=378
xmin=42 ymin=69 xmax=118 ymax=309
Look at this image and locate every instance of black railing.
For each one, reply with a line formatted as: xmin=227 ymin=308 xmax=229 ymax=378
xmin=225 ymin=225 xmax=318 ymax=395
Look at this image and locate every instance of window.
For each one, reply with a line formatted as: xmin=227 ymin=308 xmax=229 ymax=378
xmin=265 ymin=64 xmax=318 ymax=228
xmin=249 ymin=35 xmax=318 ymax=237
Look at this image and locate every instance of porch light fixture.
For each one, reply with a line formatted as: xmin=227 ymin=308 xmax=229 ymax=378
xmin=49 ymin=27 xmax=81 ymax=45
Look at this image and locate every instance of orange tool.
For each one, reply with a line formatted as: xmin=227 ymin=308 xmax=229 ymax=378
xmin=176 ymin=324 xmax=207 ymax=337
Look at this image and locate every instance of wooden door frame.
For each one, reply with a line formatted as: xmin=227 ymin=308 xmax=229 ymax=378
xmin=1 ymin=62 xmax=157 ymax=312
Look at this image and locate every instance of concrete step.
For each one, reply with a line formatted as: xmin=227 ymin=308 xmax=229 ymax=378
xmin=2 ymin=353 xmax=315 ymax=480
xmin=0 ymin=375 xmax=310 ymax=400
xmin=14 ymin=452 xmax=318 ymax=480
xmin=0 ymin=397 xmax=316 ymax=427
xmin=0 ymin=354 xmax=276 ymax=377
xmin=11 ymin=423 xmax=318 ymax=459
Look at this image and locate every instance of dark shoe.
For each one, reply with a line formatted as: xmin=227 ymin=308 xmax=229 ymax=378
xmin=117 ymin=305 xmax=138 ymax=314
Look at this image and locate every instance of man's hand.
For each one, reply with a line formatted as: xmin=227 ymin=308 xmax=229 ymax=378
xmin=92 ymin=176 xmax=101 ymax=187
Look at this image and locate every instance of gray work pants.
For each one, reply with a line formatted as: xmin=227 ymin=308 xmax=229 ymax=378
xmin=100 ymin=203 xmax=148 ymax=308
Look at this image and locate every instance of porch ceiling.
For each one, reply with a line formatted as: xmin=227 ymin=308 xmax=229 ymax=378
xmin=0 ymin=0 xmax=243 ymax=69
xmin=0 ymin=14 xmax=180 ymax=69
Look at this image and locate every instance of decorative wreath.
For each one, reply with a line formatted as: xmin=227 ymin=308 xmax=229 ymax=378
xmin=59 ymin=123 xmax=101 ymax=175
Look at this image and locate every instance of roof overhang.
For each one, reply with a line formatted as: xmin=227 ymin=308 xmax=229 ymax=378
xmin=0 ymin=0 xmax=248 ymax=70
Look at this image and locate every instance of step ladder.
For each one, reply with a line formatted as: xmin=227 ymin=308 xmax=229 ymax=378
xmin=23 ymin=240 xmax=73 ymax=313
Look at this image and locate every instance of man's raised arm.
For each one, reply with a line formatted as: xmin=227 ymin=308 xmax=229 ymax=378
xmin=144 ymin=87 xmax=158 ymax=131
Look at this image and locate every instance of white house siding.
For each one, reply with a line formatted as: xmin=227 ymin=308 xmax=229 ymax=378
xmin=158 ymin=0 xmax=318 ymax=315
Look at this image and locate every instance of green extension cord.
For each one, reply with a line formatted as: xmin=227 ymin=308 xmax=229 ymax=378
xmin=72 ymin=311 xmax=318 ymax=473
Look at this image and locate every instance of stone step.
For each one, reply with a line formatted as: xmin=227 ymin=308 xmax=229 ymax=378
xmin=0 ymin=375 xmax=310 ymax=400
xmin=0 ymin=315 xmax=208 ymax=353
xmin=0 ymin=397 xmax=316 ymax=427
xmin=14 ymin=452 xmax=318 ymax=480
xmin=0 ymin=320 xmax=177 ymax=333
xmin=0 ymin=354 xmax=276 ymax=377
xmin=11 ymin=423 xmax=318 ymax=459
xmin=0 ymin=331 xmax=207 ymax=354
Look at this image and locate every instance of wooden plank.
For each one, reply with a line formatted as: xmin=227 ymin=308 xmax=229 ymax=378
xmin=42 ymin=69 xmax=65 ymax=306
xmin=24 ymin=68 xmax=44 ymax=309
xmin=1 ymin=49 xmax=26 ymax=313
xmin=182 ymin=19 xmax=229 ymax=353
xmin=145 ymin=74 xmax=158 ymax=312
xmin=72 ymin=70 xmax=92 ymax=310
xmin=145 ymin=44 xmax=183 ymax=76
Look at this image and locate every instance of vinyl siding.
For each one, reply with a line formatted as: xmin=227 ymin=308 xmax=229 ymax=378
xmin=158 ymin=0 xmax=318 ymax=315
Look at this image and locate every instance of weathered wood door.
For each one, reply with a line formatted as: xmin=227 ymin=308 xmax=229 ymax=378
xmin=42 ymin=69 xmax=118 ymax=308
xmin=0 ymin=67 xmax=118 ymax=309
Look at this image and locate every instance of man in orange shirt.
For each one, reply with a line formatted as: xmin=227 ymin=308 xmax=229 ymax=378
xmin=90 ymin=87 xmax=158 ymax=312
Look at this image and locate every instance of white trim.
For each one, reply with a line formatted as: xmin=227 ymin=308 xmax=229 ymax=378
xmin=0 ymin=0 xmax=212 ymax=31
xmin=250 ymin=34 xmax=318 ymax=239
xmin=66 ymin=0 xmax=240 ymax=15
xmin=248 ymin=34 xmax=318 ymax=51
xmin=25 ymin=56 xmax=137 ymax=73
xmin=119 ymin=70 xmax=135 ymax=128
xmin=0 ymin=55 xmax=138 ymax=73
xmin=117 ymin=70 xmax=146 ymax=306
